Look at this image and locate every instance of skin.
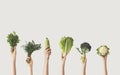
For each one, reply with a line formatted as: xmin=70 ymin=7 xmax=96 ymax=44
xmin=43 ymin=47 xmax=51 ymax=75
xmin=102 ymin=56 xmax=108 ymax=75
xmin=61 ymin=53 xmax=66 ymax=75
xmin=11 ymin=46 xmax=17 ymax=75
xmin=82 ymin=55 xmax=87 ymax=75
xmin=27 ymin=57 xmax=33 ymax=75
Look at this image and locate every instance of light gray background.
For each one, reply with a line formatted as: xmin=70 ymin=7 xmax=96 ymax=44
xmin=0 ymin=0 xmax=119 ymax=75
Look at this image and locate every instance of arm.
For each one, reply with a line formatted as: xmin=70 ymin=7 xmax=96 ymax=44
xmin=82 ymin=57 xmax=87 ymax=75
xmin=29 ymin=63 xmax=33 ymax=75
xmin=61 ymin=54 xmax=66 ymax=75
xmin=26 ymin=57 xmax=33 ymax=75
xmin=11 ymin=47 xmax=16 ymax=75
xmin=27 ymin=57 xmax=33 ymax=75
xmin=103 ymin=56 xmax=108 ymax=75
xmin=43 ymin=48 xmax=51 ymax=75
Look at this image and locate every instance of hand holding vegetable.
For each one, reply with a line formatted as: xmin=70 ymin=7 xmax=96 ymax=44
xmin=22 ymin=40 xmax=41 ymax=64
xmin=27 ymin=57 xmax=33 ymax=67
xmin=59 ymin=36 xmax=73 ymax=75
xmin=11 ymin=47 xmax=17 ymax=59
xmin=7 ymin=31 xmax=19 ymax=75
xmin=61 ymin=53 xmax=66 ymax=63
xmin=43 ymin=38 xmax=51 ymax=75
xmin=97 ymin=45 xmax=109 ymax=57
xmin=76 ymin=42 xmax=91 ymax=63
xmin=97 ymin=45 xmax=109 ymax=75
xmin=76 ymin=42 xmax=91 ymax=75
xmin=59 ymin=36 xmax=73 ymax=62
xmin=7 ymin=31 xmax=20 ymax=53
xmin=44 ymin=37 xmax=51 ymax=59
xmin=59 ymin=36 xmax=73 ymax=56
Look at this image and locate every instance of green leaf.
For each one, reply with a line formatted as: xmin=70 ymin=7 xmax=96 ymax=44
xmin=22 ymin=40 xmax=41 ymax=57
xmin=59 ymin=36 xmax=73 ymax=55
xmin=76 ymin=48 xmax=82 ymax=54
xmin=7 ymin=31 xmax=20 ymax=47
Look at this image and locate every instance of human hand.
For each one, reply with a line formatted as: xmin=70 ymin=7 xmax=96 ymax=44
xmin=102 ymin=55 xmax=107 ymax=61
xmin=26 ymin=57 xmax=33 ymax=67
xmin=11 ymin=46 xmax=17 ymax=59
xmin=44 ymin=47 xmax=51 ymax=60
xmin=61 ymin=53 xmax=66 ymax=63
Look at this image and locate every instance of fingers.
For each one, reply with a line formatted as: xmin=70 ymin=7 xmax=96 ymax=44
xmin=11 ymin=46 xmax=17 ymax=53
xmin=61 ymin=53 xmax=66 ymax=61
xmin=45 ymin=47 xmax=50 ymax=50
xmin=26 ymin=57 xmax=33 ymax=65
xmin=102 ymin=55 xmax=107 ymax=60
xmin=11 ymin=48 xmax=17 ymax=57
xmin=45 ymin=47 xmax=51 ymax=55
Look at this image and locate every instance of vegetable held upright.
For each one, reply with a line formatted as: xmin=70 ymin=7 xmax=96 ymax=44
xmin=59 ymin=36 xmax=74 ymax=55
xmin=7 ymin=31 xmax=20 ymax=53
xmin=7 ymin=31 xmax=20 ymax=75
xmin=43 ymin=37 xmax=51 ymax=75
xmin=22 ymin=40 xmax=41 ymax=63
xmin=76 ymin=42 xmax=91 ymax=75
xmin=45 ymin=37 xmax=50 ymax=48
xmin=59 ymin=36 xmax=74 ymax=75
xmin=97 ymin=45 xmax=110 ymax=75
xmin=76 ymin=42 xmax=91 ymax=63
xmin=22 ymin=40 xmax=41 ymax=75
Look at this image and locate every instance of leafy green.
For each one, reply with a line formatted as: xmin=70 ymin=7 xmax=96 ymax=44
xmin=7 ymin=31 xmax=20 ymax=47
xmin=22 ymin=40 xmax=41 ymax=57
xmin=59 ymin=36 xmax=73 ymax=55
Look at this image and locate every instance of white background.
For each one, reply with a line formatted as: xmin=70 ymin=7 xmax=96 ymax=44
xmin=0 ymin=0 xmax=120 ymax=75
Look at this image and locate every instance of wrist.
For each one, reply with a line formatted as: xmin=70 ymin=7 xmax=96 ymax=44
xmin=13 ymin=57 xmax=16 ymax=61
xmin=44 ymin=57 xmax=49 ymax=65
xmin=62 ymin=60 xmax=66 ymax=65
xmin=45 ymin=55 xmax=50 ymax=60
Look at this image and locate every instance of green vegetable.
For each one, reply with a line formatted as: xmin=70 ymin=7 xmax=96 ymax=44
xmin=45 ymin=37 xmax=50 ymax=48
xmin=76 ymin=42 xmax=91 ymax=63
xmin=7 ymin=31 xmax=20 ymax=52
xmin=97 ymin=45 xmax=109 ymax=57
xmin=59 ymin=36 xmax=73 ymax=55
xmin=22 ymin=40 xmax=41 ymax=63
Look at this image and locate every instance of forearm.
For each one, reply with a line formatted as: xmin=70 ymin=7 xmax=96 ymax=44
xmin=29 ymin=65 xmax=33 ymax=75
xmin=82 ymin=62 xmax=86 ymax=75
xmin=61 ymin=61 xmax=65 ymax=75
xmin=12 ymin=58 xmax=16 ymax=75
xmin=43 ymin=59 xmax=49 ymax=75
xmin=103 ymin=59 xmax=108 ymax=75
